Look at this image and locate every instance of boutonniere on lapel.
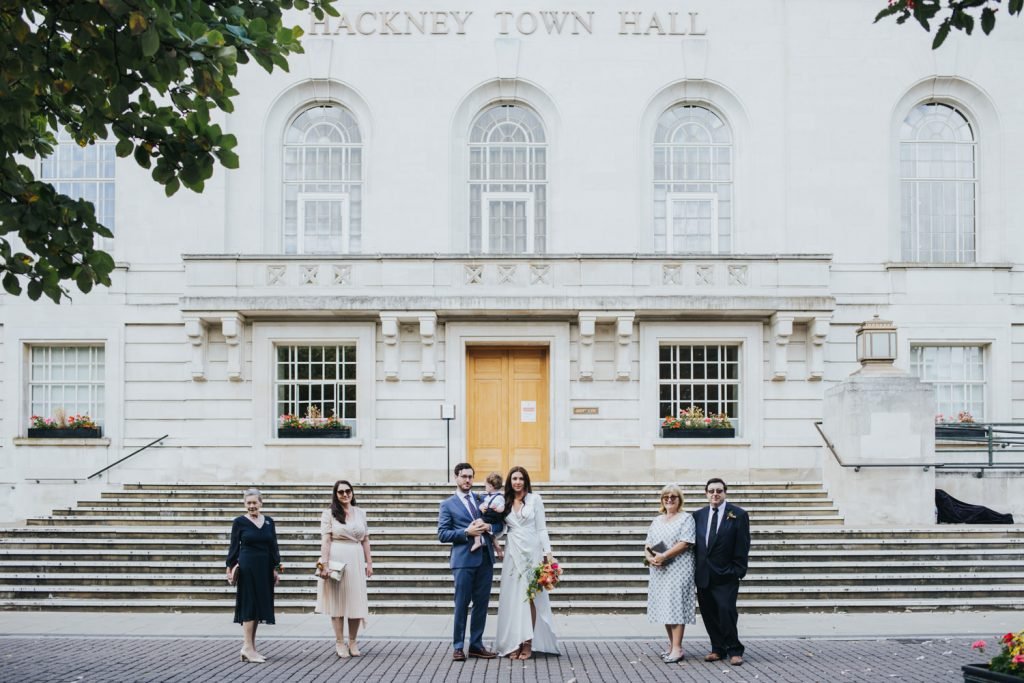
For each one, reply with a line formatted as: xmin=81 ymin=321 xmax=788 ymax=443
xmin=726 ymin=511 xmax=737 ymax=521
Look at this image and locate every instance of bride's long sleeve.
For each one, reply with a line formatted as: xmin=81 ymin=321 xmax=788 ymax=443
xmin=534 ymin=493 xmax=552 ymax=554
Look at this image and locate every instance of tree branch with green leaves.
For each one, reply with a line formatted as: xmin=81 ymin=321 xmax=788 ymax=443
xmin=0 ymin=0 xmax=338 ymax=303
xmin=876 ymin=0 xmax=1023 ymax=49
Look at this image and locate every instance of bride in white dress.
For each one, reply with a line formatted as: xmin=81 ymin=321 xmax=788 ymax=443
xmin=494 ymin=466 xmax=559 ymax=659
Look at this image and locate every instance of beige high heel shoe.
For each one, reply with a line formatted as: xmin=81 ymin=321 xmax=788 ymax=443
xmin=336 ymin=642 xmax=350 ymax=658
xmin=240 ymin=649 xmax=266 ymax=663
xmin=348 ymin=641 xmax=361 ymax=657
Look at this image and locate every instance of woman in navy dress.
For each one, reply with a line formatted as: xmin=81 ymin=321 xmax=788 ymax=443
xmin=226 ymin=488 xmax=281 ymax=663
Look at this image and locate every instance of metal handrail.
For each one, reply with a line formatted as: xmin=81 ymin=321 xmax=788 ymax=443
xmin=813 ymin=421 xmax=1024 ymax=473
xmin=87 ymin=435 xmax=169 ymax=480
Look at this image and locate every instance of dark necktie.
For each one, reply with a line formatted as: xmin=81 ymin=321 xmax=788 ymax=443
xmin=465 ymin=494 xmax=480 ymax=520
xmin=708 ymin=506 xmax=719 ymax=546
xmin=465 ymin=494 xmax=486 ymax=546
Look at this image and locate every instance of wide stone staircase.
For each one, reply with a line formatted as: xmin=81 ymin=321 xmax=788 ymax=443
xmin=1 ymin=481 xmax=1023 ymax=613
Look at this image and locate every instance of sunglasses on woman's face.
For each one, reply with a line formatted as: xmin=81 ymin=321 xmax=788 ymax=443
xmin=337 ymin=489 xmax=353 ymax=496
xmin=661 ymin=495 xmax=679 ymax=502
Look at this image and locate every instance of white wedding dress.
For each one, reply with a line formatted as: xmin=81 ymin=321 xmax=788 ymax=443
xmin=495 ymin=492 xmax=559 ymax=656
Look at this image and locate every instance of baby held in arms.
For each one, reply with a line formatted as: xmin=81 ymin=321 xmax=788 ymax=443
xmin=472 ymin=472 xmax=505 ymax=559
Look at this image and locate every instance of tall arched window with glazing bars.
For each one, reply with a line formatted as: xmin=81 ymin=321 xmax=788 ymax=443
xmin=654 ymin=105 xmax=732 ymax=254
xmin=900 ymin=103 xmax=976 ymax=263
xmin=283 ymin=106 xmax=362 ymax=254
xmin=469 ymin=104 xmax=547 ymax=254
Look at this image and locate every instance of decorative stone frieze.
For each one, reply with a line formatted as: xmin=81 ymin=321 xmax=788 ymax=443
xmin=728 ymin=264 xmax=748 ymax=286
xmin=529 ymin=263 xmax=550 ymax=285
xmin=380 ymin=313 xmax=400 ymax=381
xmin=770 ymin=313 xmax=795 ymax=381
xmin=615 ymin=313 xmax=635 ymax=380
xmin=184 ymin=318 xmax=208 ymax=381
xmin=332 ymin=264 xmax=352 ymax=285
xmin=266 ymin=265 xmax=286 ymax=286
xmin=300 ymin=264 xmax=319 ymax=285
xmin=577 ymin=313 xmax=597 ymax=381
xmin=807 ymin=315 xmax=831 ymax=381
xmin=498 ymin=264 xmax=517 ymax=284
xmin=577 ymin=311 xmax=635 ymax=381
xmin=380 ymin=311 xmax=439 ymax=381
xmin=662 ymin=263 xmax=682 ymax=285
xmin=221 ymin=314 xmax=245 ymax=381
xmin=464 ymin=264 xmax=483 ymax=284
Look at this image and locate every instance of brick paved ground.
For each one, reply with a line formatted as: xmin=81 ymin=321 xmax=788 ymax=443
xmin=0 ymin=636 xmax=981 ymax=683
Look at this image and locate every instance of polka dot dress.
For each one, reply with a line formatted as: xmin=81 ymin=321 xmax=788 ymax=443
xmin=645 ymin=512 xmax=697 ymax=625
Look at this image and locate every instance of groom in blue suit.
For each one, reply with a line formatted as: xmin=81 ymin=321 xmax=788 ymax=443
xmin=437 ymin=462 xmax=503 ymax=661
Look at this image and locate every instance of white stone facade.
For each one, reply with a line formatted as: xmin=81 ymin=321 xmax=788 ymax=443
xmin=2 ymin=1 xmax=1023 ymax=521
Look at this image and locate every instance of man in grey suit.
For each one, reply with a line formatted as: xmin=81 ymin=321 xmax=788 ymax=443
xmin=693 ymin=477 xmax=751 ymax=666
xmin=437 ymin=462 xmax=503 ymax=661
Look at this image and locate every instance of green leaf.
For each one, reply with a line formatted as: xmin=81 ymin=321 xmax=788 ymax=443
xmin=2 ymin=273 xmax=20 ymax=296
xmin=933 ymin=21 xmax=952 ymax=49
xmin=75 ymin=270 xmax=94 ymax=293
xmin=981 ymin=7 xmax=996 ymax=34
xmin=141 ymin=25 xmax=159 ymax=57
xmin=216 ymin=149 xmax=239 ymax=169
xmin=26 ymin=279 xmax=42 ymax=301
xmin=164 ymin=177 xmax=180 ymax=196
xmin=1011 ymin=0 xmax=1023 ymax=15
xmin=115 ymin=139 xmax=133 ymax=157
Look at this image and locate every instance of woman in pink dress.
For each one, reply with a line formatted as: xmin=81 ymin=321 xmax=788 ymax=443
xmin=316 ymin=480 xmax=373 ymax=658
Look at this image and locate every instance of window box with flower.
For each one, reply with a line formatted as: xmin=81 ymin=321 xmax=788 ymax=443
xmin=661 ymin=407 xmax=735 ymax=439
xmin=277 ymin=407 xmax=351 ymax=439
xmin=27 ymin=412 xmax=102 ymax=439
xmin=964 ymin=630 xmax=1024 ymax=682
xmin=936 ymin=411 xmax=987 ymax=440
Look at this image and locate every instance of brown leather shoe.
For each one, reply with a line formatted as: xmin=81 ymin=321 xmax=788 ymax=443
xmin=704 ymin=652 xmax=722 ymax=662
xmin=452 ymin=649 xmax=466 ymax=661
xmin=729 ymin=655 xmax=744 ymax=666
xmin=468 ymin=647 xmax=497 ymax=659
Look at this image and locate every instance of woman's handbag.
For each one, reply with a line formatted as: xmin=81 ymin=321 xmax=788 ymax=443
xmin=327 ymin=561 xmax=346 ymax=581
xmin=645 ymin=542 xmax=675 ymax=566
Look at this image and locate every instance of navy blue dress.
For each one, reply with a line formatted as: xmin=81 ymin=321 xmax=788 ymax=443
xmin=226 ymin=515 xmax=281 ymax=624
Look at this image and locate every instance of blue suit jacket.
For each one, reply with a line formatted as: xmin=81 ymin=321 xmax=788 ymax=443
xmin=693 ymin=503 xmax=751 ymax=589
xmin=437 ymin=492 xmax=504 ymax=569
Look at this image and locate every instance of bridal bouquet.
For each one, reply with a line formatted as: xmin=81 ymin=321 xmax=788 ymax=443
xmin=525 ymin=559 xmax=562 ymax=601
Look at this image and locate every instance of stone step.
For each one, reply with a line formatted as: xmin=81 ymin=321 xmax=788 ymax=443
xmin=83 ymin=498 xmax=836 ymax=509
xmin=122 ymin=481 xmax=829 ymax=492
xmin=3 ymin=480 xmax=1021 ymax=614
xmin=2 ymin=583 xmax=1023 ymax=604
xmin=44 ymin=506 xmax=841 ymax=518
xmin=23 ymin=515 xmax=846 ymax=527
xmin=1 ymin=596 xmax=1022 ymax=614
xmin=2 ymin=570 xmax=1020 ymax=586
xmin=1 ymin=560 xmax=1020 ymax=575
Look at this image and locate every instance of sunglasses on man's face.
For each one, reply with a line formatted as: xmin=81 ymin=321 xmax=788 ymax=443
xmin=706 ymin=488 xmax=725 ymax=494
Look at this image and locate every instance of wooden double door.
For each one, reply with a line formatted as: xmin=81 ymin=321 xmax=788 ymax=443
xmin=466 ymin=347 xmax=550 ymax=482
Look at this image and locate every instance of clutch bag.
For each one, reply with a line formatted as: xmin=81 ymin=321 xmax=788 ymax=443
xmin=328 ymin=561 xmax=346 ymax=581
xmin=646 ymin=541 xmax=675 ymax=566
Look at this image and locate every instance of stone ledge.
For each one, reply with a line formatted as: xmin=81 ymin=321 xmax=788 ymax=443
xmin=264 ymin=439 xmax=363 ymax=447
xmin=12 ymin=438 xmax=112 ymax=447
xmin=654 ymin=438 xmax=752 ymax=447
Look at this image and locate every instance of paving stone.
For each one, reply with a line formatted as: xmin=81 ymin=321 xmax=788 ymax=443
xmin=0 ymin=636 xmax=982 ymax=682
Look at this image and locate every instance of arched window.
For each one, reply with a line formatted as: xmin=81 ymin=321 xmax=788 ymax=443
xmin=469 ymin=104 xmax=547 ymax=254
xmin=40 ymin=130 xmax=116 ymax=246
xmin=283 ymin=106 xmax=362 ymax=254
xmin=900 ymin=103 xmax=976 ymax=263
xmin=654 ymin=105 xmax=732 ymax=254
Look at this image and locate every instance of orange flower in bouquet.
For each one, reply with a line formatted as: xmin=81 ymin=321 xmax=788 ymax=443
xmin=526 ymin=559 xmax=563 ymax=601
